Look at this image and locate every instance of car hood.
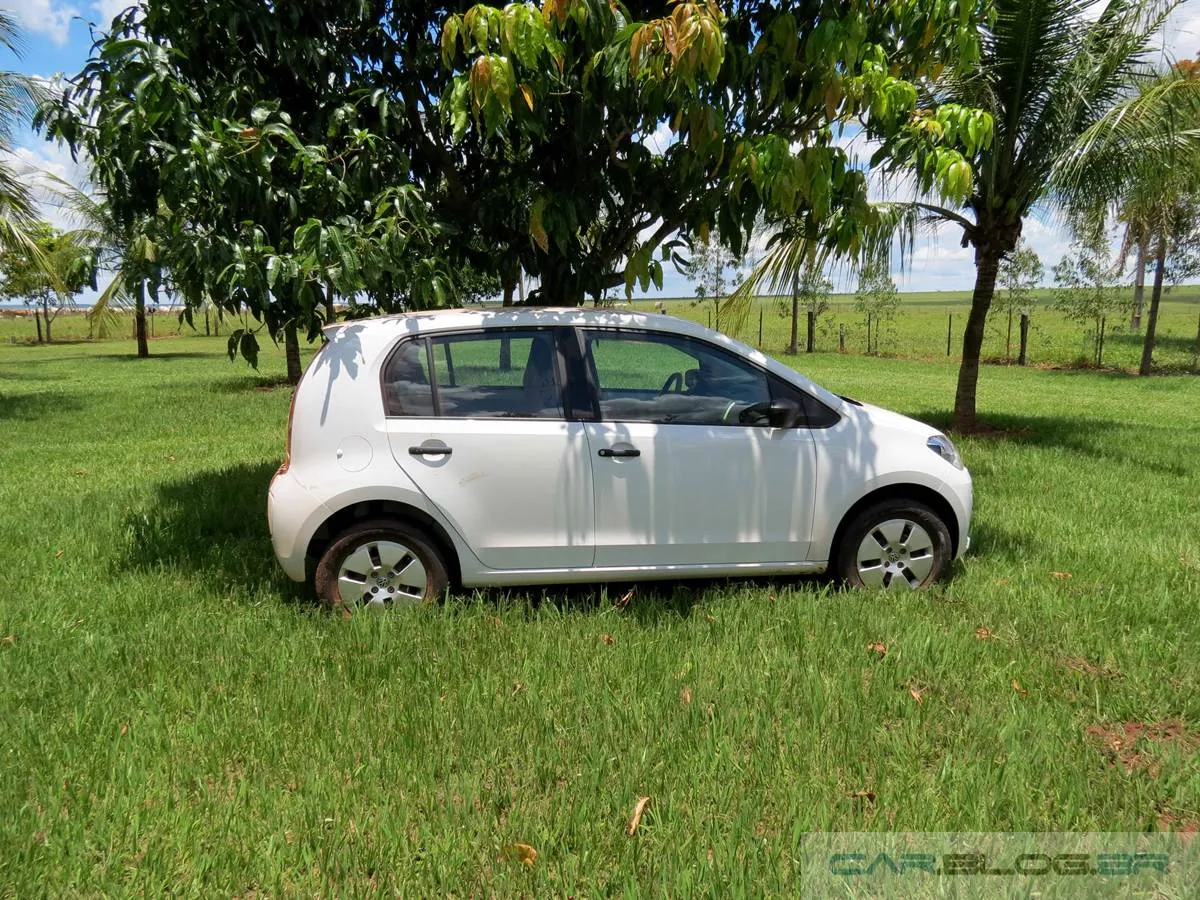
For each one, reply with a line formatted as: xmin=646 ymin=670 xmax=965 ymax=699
xmin=848 ymin=401 xmax=944 ymax=441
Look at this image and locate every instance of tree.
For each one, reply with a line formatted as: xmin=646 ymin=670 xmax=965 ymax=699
xmin=785 ymin=262 xmax=832 ymax=355
xmin=0 ymin=221 xmax=97 ymax=341
xmin=690 ymin=232 xmax=736 ymax=330
xmin=1051 ymin=229 xmax=1128 ymax=367
xmin=996 ymin=238 xmax=1043 ymax=359
xmin=1092 ymin=61 xmax=1200 ymax=374
xmin=0 ymin=12 xmax=41 ymax=252
xmin=853 ymin=263 xmax=900 ymax=356
xmin=741 ymin=0 xmax=1198 ymax=430
xmin=437 ymin=0 xmax=992 ymax=300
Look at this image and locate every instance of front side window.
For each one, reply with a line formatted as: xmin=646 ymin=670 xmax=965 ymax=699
xmin=383 ymin=330 xmax=563 ymax=419
xmin=583 ymin=330 xmax=771 ymax=425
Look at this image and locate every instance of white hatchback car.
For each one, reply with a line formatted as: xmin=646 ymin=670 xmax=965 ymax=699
xmin=268 ymin=309 xmax=972 ymax=608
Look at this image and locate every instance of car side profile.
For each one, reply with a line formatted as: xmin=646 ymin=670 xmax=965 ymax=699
xmin=267 ymin=309 xmax=972 ymax=608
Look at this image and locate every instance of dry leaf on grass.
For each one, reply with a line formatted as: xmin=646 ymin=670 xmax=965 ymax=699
xmin=909 ymin=687 xmax=924 ymax=704
xmin=54 ymin=549 xmax=64 ymax=559
xmin=500 ymin=843 xmax=538 ymax=867
xmin=848 ymin=790 xmax=877 ymax=806
xmin=975 ymin=627 xmax=993 ymax=640
xmin=1011 ymin=679 xmax=1029 ymax=698
xmin=511 ymin=681 xmax=526 ymax=696
xmin=626 ymin=796 xmax=651 ymax=836
xmin=1 ymin=635 xmax=15 ymax=647
xmin=615 ymin=589 xmax=635 ymax=609
xmin=1051 ymin=571 xmax=1072 ymax=580
xmin=600 ymin=634 xmax=615 ymax=646
xmin=679 ymin=686 xmax=693 ymax=705
xmin=866 ymin=641 xmax=888 ymax=657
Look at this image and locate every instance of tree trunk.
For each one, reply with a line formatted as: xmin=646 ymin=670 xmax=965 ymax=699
xmin=1006 ymin=309 xmax=1013 ymax=359
xmin=788 ymin=299 xmax=799 ymax=355
xmin=953 ymin=246 xmax=1003 ymax=431
xmin=499 ymin=272 xmax=516 ymax=371
xmin=204 ymin=306 xmax=211 ymax=336
xmin=1139 ymin=236 xmax=1167 ymax=376
xmin=285 ymin=321 xmax=302 ymax=385
xmin=806 ymin=309 xmax=815 ymax=353
xmin=1018 ymin=313 xmax=1030 ymax=366
xmin=42 ymin=299 xmax=52 ymax=342
xmin=1131 ymin=237 xmax=1147 ymax=331
xmin=787 ymin=271 xmax=799 ymax=355
xmin=34 ymin=308 xmax=43 ymax=343
xmin=135 ymin=283 xmax=149 ymax=358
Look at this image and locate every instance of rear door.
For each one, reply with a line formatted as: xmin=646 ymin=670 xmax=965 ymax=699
xmin=579 ymin=328 xmax=818 ymax=567
xmin=382 ymin=327 xmax=594 ymax=571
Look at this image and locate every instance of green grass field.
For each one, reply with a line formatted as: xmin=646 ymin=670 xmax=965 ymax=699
xmin=1 ymin=331 xmax=1198 ymax=895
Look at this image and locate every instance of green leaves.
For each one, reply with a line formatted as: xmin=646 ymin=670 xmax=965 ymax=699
xmin=226 ymin=328 xmax=260 ymax=369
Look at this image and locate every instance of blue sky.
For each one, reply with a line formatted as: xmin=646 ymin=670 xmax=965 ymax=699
xmin=5 ymin=0 xmax=1200 ymax=303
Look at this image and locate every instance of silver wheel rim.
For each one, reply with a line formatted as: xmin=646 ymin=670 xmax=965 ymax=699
xmin=855 ymin=518 xmax=936 ymax=590
xmin=337 ymin=539 xmax=428 ymax=608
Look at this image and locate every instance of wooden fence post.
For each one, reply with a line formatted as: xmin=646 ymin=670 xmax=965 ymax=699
xmin=947 ymin=313 xmax=952 ymax=357
xmin=806 ymin=310 xmax=815 ymax=353
xmin=838 ymin=324 xmax=846 ymax=353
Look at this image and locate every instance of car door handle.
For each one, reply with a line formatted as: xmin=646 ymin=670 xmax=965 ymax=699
xmin=598 ymin=447 xmax=640 ymax=458
xmin=409 ymin=445 xmax=452 ymax=457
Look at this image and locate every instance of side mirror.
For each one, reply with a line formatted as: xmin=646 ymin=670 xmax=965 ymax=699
xmin=766 ymin=398 xmax=801 ymax=429
xmin=739 ymin=398 xmax=801 ymax=428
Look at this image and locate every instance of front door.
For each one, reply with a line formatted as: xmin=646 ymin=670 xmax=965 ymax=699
xmin=382 ymin=327 xmax=594 ymax=570
xmin=579 ymin=329 xmax=817 ymax=567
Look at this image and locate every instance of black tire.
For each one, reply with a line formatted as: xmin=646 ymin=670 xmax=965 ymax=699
xmin=314 ymin=519 xmax=449 ymax=611
xmin=835 ymin=500 xmax=952 ymax=590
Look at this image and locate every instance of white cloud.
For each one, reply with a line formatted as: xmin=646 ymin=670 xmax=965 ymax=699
xmin=644 ymin=120 xmax=676 ymax=156
xmin=7 ymin=0 xmax=81 ymax=46
xmin=89 ymin=0 xmax=133 ymax=31
xmin=1164 ymin=2 xmax=1200 ymax=59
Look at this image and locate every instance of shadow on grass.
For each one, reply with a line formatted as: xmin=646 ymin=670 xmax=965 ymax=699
xmin=209 ymin=374 xmax=295 ymax=394
xmin=915 ymin=409 xmax=1189 ymax=478
xmin=96 ymin=351 xmax=215 ymax=362
xmin=121 ymin=461 xmax=306 ymax=603
xmin=480 ymin=573 xmax=832 ymax=622
xmin=0 ymin=391 xmax=81 ymax=421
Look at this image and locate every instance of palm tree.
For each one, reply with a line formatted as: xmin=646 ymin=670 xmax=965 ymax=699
xmin=0 ymin=12 xmax=44 ymax=250
xmin=746 ymin=0 xmax=1196 ymax=430
xmin=46 ymin=179 xmax=163 ymax=356
xmin=1085 ymin=62 xmax=1200 ymax=374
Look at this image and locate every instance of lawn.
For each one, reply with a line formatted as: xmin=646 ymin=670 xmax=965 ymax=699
xmin=1 ymin=331 xmax=1198 ymax=895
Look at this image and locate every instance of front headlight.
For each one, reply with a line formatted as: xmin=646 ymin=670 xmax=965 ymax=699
xmin=927 ymin=434 xmax=963 ymax=469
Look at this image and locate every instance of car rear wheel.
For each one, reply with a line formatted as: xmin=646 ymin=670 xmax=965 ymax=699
xmin=315 ymin=519 xmax=448 ymax=611
xmin=836 ymin=500 xmax=952 ymax=590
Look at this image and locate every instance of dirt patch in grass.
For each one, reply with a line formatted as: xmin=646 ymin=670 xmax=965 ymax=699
xmin=1086 ymin=721 xmax=1200 ymax=775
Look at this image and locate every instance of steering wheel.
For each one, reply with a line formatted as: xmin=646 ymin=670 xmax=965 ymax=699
xmin=661 ymin=372 xmax=684 ymax=393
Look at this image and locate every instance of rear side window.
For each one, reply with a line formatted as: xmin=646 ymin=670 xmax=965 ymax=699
xmin=382 ymin=339 xmax=434 ymax=416
xmin=382 ymin=330 xmax=564 ymax=419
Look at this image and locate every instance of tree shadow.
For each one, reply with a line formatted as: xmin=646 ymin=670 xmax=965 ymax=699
xmin=96 ymin=351 xmax=215 ymax=362
xmin=121 ymin=461 xmax=306 ymax=602
xmin=0 ymin=391 xmax=82 ymax=421
xmin=121 ymin=461 xmax=839 ymax=617
xmin=913 ymin=408 xmax=1190 ymax=478
xmin=209 ymin=374 xmax=295 ymax=394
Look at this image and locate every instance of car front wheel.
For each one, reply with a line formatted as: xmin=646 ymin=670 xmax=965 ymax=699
xmin=836 ymin=500 xmax=952 ymax=590
xmin=315 ymin=519 xmax=449 ymax=611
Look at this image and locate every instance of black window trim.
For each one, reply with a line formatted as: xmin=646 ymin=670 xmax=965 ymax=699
xmin=573 ymin=326 xmax=841 ymax=429
xmin=380 ymin=325 xmax=574 ymax=421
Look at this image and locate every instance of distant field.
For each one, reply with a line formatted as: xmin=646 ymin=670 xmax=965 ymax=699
xmin=1 ymin=334 xmax=1197 ymax=894
xmin=5 ymin=285 xmax=1199 ymax=372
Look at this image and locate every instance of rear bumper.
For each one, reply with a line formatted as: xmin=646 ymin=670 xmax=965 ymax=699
xmin=267 ymin=470 xmax=332 ymax=582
